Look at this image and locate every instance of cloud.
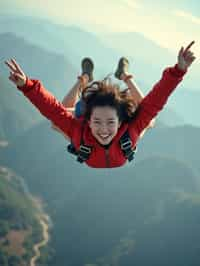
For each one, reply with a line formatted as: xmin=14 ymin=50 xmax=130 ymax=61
xmin=174 ymin=10 xmax=200 ymax=25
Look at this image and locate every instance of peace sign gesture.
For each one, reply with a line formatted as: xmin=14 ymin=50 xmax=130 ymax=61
xmin=177 ymin=41 xmax=196 ymax=71
xmin=5 ymin=58 xmax=26 ymax=87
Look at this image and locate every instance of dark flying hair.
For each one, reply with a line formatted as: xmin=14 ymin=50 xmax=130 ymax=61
xmin=82 ymin=80 xmax=137 ymax=122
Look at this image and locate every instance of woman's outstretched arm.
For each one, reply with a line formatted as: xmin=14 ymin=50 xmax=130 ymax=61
xmin=129 ymin=41 xmax=196 ymax=139
xmin=121 ymin=74 xmax=155 ymax=138
xmin=5 ymin=58 xmax=80 ymax=139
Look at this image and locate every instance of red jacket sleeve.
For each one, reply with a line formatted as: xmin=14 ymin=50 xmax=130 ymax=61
xmin=17 ymin=78 xmax=79 ymax=139
xmin=129 ymin=64 xmax=187 ymax=139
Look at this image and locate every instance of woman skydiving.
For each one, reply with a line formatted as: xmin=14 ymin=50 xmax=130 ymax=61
xmin=51 ymin=57 xmax=155 ymax=141
xmin=5 ymin=41 xmax=196 ymax=168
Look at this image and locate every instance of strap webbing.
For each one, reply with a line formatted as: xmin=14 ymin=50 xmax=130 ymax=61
xmin=119 ymin=130 xmax=137 ymax=162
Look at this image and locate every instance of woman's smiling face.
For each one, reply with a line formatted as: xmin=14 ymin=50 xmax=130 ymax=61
xmin=89 ymin=106 xmax=121 ymax=145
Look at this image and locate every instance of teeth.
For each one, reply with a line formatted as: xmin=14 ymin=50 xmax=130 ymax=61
xmin=99 ymin=134 xmax=109 ymax=139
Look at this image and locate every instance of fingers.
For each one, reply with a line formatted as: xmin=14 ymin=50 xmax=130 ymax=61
xmin=11 ymin=58 xmax=24 ymax=74
xmin=183 ymin=41 xmax=195 ymax=56
xmin=185 ymin=41 xmax=195 ymax=52
xmin=178 ymin=47 xmax=184 ymax=58
xmin=5 ymin=60 xmax=17 ymax=72
xmin=185 ymin=52 xmax=196 ymax=63
xmin=9 ymin=75 xmax=17 ymax=83
xmin=9 ymin=72 xmax=22 ymax=81
xmin=186 ymin=51 xmax=195 ymax=57
xmin=5 ymin=58 xmax=24 ymax=75
xmin=183 ymin=47 xmax=196 ymax=62
xmin=4 ymin=58 xmax=26 ymax=86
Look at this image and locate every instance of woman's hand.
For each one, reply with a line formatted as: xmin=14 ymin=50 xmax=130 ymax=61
xmin=5 ymin=58 xmax=26 ymax=87
xmin=177 ymin=41 xmax=196 ymax=71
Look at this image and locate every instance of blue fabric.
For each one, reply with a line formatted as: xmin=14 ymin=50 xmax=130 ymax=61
xmin=75 ymin=98 xmax=85 ymax=117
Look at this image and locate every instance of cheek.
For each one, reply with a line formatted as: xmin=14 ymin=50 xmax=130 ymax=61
xmin=89 ymin=122 xmax=98 ymax=132
xmin=108 ymin=125 xmax=119 ymax=134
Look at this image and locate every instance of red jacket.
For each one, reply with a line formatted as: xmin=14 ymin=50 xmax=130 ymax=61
xmin=18 ymin=65 xmax=186 ymax=168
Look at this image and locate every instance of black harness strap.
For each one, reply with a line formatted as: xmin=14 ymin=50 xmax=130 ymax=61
xmin=67 ymin=126 xmax=136 ymax=163
xmin=119 ymin=130 xmax=137 ymax=162
xmin=76 ymin=144 xmax=92 ymax=163
xmin=67 ymin=120 xmax=92 ymax=163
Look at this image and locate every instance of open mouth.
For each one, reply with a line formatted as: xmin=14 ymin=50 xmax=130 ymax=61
xmin=98 ymin=134 xmax=111 ymax=141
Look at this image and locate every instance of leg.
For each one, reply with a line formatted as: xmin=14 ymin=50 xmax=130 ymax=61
xmin=62 ymin=57 xmax=94 ymax=110
xmin=51 ymin=57 xmax=94 ymax=139
xmin=122 ymin=75 xmax=155 ymax=138
xmin=115 ymin=58 xmax=155 ymax=138
xmin=121 ymin=73 xmax=144 ymax=106
xmin=61 ymin=74 xmax=89 ymax=109
xmin=51 ymin=74 xmax=89 ymax=139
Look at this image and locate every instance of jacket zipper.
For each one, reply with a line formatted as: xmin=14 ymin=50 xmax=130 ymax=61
xmin=105 ymin=148 xmax=110 ymax=168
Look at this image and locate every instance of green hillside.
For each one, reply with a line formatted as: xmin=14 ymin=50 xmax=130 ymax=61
xmin=0 ymin=166 xmax=51 ymax=266
xmin=2 ymin=124 xmax=200 ymax=265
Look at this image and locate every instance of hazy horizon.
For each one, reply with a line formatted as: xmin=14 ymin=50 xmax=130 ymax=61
xmin=0 ymin=0 xmax=200 ymax=56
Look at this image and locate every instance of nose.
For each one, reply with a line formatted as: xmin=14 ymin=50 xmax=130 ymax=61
xmin=100 ymin=124 xmax=109 ymax=133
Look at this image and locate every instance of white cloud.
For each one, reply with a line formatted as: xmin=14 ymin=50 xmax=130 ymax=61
xmin=174 ymin=10 xmax=200 ymax=25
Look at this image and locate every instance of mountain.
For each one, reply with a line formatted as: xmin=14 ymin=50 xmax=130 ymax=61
xmin=0 ymin=15 xmax=119 ymax=77
xmin=1 ymin=15 xmax=199 ymax=127
xmin=47 ymin=156 xmax=199 ymax=266
xmin=0 ymin=165 xmax=51 ymax=265
xmin=100 ymin=31 xmax=199 ymax=90
xmin=0 ymin=32 xmax=76 ymax=93
xmin=1 ymin=114 xmax=200 ymax=265
xmin=0 ymin=74 xmax=40 ymax=142
xmin=137 ymin=125 xmax=200 ymax=177
xmin=0 ymin=14 xmax=200 ymax=265
xmin=2 ymin=138 xmax=200 ymax=265
xmin=0 ymin=32 xmax=77 ymax=142
xmin=1 ymin=121 xmax=200 ymax=196
xmin=167 ymin=88 xmax=200 ymax=127
xmin=156 ymin=106 xmax=185 ymax=127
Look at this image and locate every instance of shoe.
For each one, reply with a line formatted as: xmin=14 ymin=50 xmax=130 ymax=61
xmin=114 ymin=57 xmax=129 ymax=80
xmin=81 ymin=57 xmax=94 ymax=82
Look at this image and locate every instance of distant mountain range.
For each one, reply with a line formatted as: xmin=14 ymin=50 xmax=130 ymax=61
xmin=0 ymin=14 xmax=199 ymax=87
xmin=1 ymin=119 xmax=200 ymax=197
xmin=0 ymin=31 xmax=191 ymax=143
xmin=137 ymin=125 xmax=200 ymax=178
xmin=1 ymin=120 xmax=200 ymax=265
xmin=0 ymin=31 xmax=77 ymax=142
xmin=0 ymin=32 xmax=76 ymax=92
xmin=101 ymin=31 xmax=199 ymax=87
xmin=0 ymin=14 xmax=199 ymax=130
xmin=0 ymin=74 xmax=42 ymax=141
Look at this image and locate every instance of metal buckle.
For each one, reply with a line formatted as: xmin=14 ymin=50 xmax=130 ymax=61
xmin=121 ymin=139 xmax=132 ymax=150
xmin=79 ymin=145 xmax=91 ymax=154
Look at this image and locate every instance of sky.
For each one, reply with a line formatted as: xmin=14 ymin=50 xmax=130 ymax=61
xmin=0 ymin=0 xmax=200 ymax=56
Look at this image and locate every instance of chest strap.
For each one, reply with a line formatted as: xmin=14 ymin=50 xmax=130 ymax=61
xmin=77 ymin=144 xmax=92 ymax=163
xmin=67 ymin=120 xmax=93 ymax=163
xmin=119 ymin=130 xmax=137 ymax=162
xmin=67 ymin=128 xmax=136 ymax=163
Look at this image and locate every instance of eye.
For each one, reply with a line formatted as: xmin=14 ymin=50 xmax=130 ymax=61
xmin=108 ymin=121 xmax=116 ymax=125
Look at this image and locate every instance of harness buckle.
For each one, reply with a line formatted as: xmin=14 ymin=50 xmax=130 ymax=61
xmin=77 ymin=144 xmax=92 ymax=163
xmin=79 ymin=145 xmax=92 ymax=154
xmin=120 ymin=139 xmax=132 ymax=150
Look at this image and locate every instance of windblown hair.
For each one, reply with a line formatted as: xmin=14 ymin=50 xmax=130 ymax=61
xmin=82 ymin=80 xmax=137 ymax=122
